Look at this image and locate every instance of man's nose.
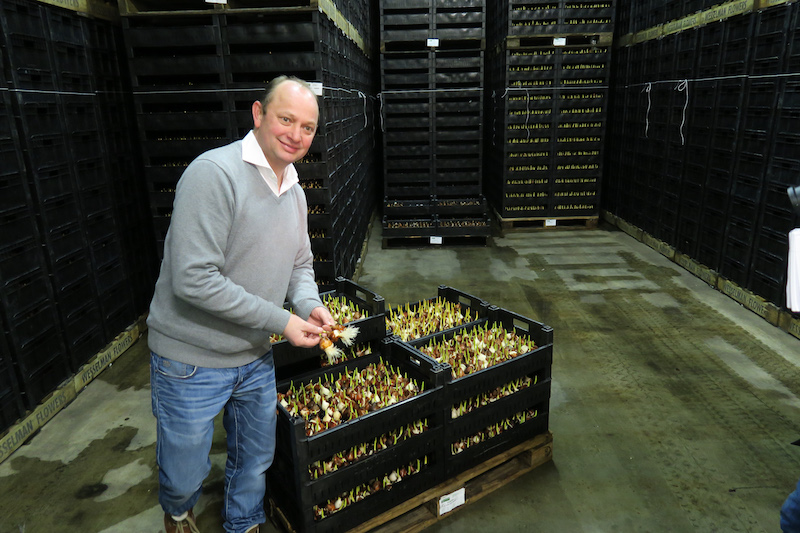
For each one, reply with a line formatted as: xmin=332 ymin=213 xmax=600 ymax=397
xmin=288 ymin=124 xmax=302 ymax=141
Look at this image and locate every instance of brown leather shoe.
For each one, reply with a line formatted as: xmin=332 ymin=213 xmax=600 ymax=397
xmin=164 ymin=509 xmax=200 ymax=533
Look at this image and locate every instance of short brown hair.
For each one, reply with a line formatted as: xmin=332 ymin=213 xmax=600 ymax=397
xmin=259 ymin=75 xmax=318 ymax=111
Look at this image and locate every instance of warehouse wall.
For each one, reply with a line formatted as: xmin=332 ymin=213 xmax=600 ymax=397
xmin=604 ymin=0 xmax=800 ymax=310
xmin=0 ymin=0 xmax=156 ymax=429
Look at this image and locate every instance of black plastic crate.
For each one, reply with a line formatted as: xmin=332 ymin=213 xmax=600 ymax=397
xmin=79 ymin=183 xmax=115 ymax=219
xmin=62 ymin=94 xmax=100 ymax=133
xmin=405 ymin=305 xmax=553 ymax=477
xmin=0 ymin=235 xmax=45 ymax=285
xmin=273 ymin=278 xmax=387 ymax=379
xmin=381 ymin=215 xmax=438 ymax=238
xmin=93 ymin=250 xmax=127 ymax=297
xmin=98 ymin=279 xmax=136 ymax=337
xmin=140 ymin=137 xmax=230 ymax=168
xmin=3 ymin=34 xmax=56 ymax=90
xmin=65 ymin=315 xmax=106 ymax=372
xmin=270 ymin=418 xmax=443 ymax=533
xmin=777 ymin=80 xmax=800 ymax=136
xmin=504 ymin=1 xmax=614 ymax=35
xmin=445 ymin=381 xmax=550 ymax=477
xmin=742 ymin=79 xmax=780 ymax=134
xmin=676 ymin=215 xmax=700 ymax=257
xmin=0 ymin=96 xmax=30 ymax=210
xmin=37 ymin=193 xmax=81 ymax=235
xmin=25 ymin=130 xmax=72 ymax=172
xmin=4 ymin=297 xmax=68 ymax=377
xmin=73 ymin=157 xmax=107 ymax=192
xmin=15 ymin=338 xmax=72 ymax=410
xmin=0 ymin=167 xmax=32 ymax=215
xmin=435 ymin=195 xmax=487 ymax=216
xmin=30 ymin=162 xmax=75 ymax=204
xmin=747 ymin=265 xmax=785 ymax=307
xmin=0 ymin=267 xmax=52 ymax=334
xmin=51 ymin=41 xmax=91 ymax=93
xmin=224 ymin=11 xmax=318 ymax=46
xmin=45 ymin=7 xmax=86 ymax=45
xmin=0 ymin=342 xmax=25 ymax=431
xmin=123 ymin=14 xmax=225 ymax=88
xmin=720 ymin=14 xmax=753 ymax=77
xmin=750 ymin=5 xmax=792 ymax=76
xmin=225 ymin=11 xmax=326 ymax=87
xmin=436 ymin=216 xmax=491 ymax=236
xmin=408 ymin=307 xmax=553 ymax=393
xmin=386 ymin=285 xmax=489 ymax=342
xmin=56 ymin=276 xmax=105 ymax=370
xmin=383 ymin=197 xmax=434 ymax=217
xmin=788 ymin=2 xmax=800 ymax=73
xmin=696 ymin=21 xmax=723 ymax=78
xmin=227 ymin=49 xmax=324 ymax=87
xmin=134 ymin=90 xmax=230 ymax=120
xmin=750 ymin=236 xmax=788 ymax=290
xmin=1 ymin=0 xmax=47 ymax=38
xmin=270 ymin=339 xmax=448 ymax=533
xmin=53 ymin=240 xmax=93 ymax=291
xmin=16 ymin=92 xmax=61 ymax=136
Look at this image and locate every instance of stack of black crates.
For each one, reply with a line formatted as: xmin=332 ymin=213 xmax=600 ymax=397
xmin=0 ymin=0 xmax=154 ymax=432
xmin=268 ymin=280 xmax=553 ymax=533
xmin=484 ymin=1 xmax=615 ymax=222
xmin=606 ymin=0 xmax=800 ymax=308
xmin=120 ymin=0 xmax=378 ymax=291
xmin=379 ymin=0 xmax=491 ymax=244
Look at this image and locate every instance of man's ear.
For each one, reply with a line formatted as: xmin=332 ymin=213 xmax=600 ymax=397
xmin=252 ymin=100 xmax=264 ymax=128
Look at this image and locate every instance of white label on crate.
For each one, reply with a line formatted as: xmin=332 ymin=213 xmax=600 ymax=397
xmin=430 ymin=236 xmax=443 ymax=245
xmin=545 ymin=219 xmax=557 ymax=227
xmin=309 ymin=82 xmax=324 ymax=96
xmin=427 ymin=38 xmax=440 ymax=48
xmin=439 ymin=487 xmax=466 ymax=515
xmin=553 ymin=37 xmax=567 ymax=47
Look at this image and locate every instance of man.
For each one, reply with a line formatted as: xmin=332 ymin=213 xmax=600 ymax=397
xmin=783 ymin=478 xmax=800 ymax=532
xmin=147 ymin=76 xmax=334 ymax=533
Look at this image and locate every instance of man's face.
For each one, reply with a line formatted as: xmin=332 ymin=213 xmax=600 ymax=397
xmin=252 ymin=81 xmax=318 ymax=172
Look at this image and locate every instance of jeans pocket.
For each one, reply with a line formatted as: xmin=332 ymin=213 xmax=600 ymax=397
xmin=152 ymin=352 xmax=198 ymax=380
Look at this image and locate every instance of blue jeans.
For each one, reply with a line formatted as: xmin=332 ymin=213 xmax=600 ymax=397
xmin=150 ymin=351 xmax=277 ymax=533
xmin=783 ymin=477 xmax=800 ymax=532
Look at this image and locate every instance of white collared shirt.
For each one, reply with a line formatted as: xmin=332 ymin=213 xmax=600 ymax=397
xmin=241 ymin=130 xmax=299 ymax=197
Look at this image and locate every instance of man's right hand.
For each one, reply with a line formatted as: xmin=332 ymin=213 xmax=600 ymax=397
xmin=282 ymin=314 xmax=325 ymax=348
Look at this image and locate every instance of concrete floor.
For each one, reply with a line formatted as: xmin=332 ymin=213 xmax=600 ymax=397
xmin=1 ymin=220 xmax=800 ymax=532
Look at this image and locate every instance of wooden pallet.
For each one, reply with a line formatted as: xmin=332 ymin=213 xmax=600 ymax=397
xmin=269 ymin=431 xmax=554 ymax=533
xmin=381 ymin=235 xmax=491 ymax=249
xmin=506 ymin=32 xmax=614 ymax=49
xmin=497 ymin=214 xmax=599 ymax=231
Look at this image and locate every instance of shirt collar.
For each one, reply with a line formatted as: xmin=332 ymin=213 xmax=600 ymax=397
xmin=241 ymin=130 xmax=299 ymax=196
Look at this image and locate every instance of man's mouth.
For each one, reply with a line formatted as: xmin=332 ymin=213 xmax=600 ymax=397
xmin=281 ymin=140 xmax=299 ymax=153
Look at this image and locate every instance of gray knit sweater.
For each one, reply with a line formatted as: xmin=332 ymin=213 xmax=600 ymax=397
xmin=146 ymin=140 xmax=322 ymax=368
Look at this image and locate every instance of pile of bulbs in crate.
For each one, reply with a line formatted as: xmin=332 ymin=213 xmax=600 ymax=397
xmin=268 ymin=278 xmax=553 ymax=533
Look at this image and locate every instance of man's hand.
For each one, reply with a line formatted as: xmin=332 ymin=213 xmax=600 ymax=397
xmin=282 ymin=314 xmax=324 ymax=348
xmin=308 ymin=306 xmax=336 ymax=329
